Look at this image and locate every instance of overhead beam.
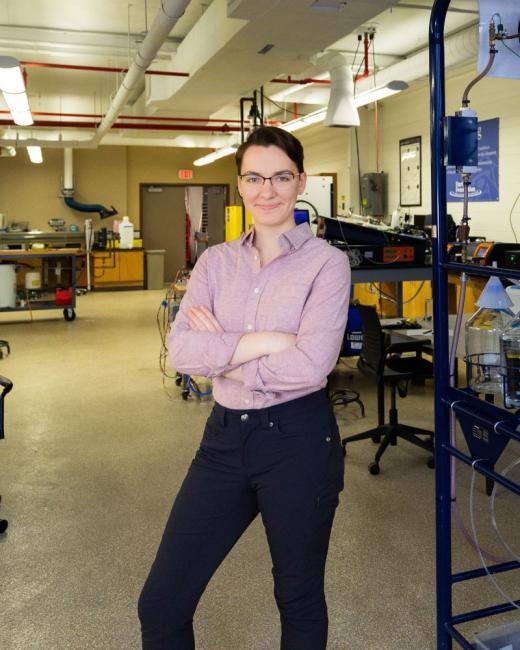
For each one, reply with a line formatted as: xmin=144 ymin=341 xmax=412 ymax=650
xmin=394 ymin=3 xmax=479 ymax=14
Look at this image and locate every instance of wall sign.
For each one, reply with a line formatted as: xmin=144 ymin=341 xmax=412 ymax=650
xmin=399 ymin=136 xmax=422 ymax=207
xmin=446 ymin=117 xmax=499 ymax=202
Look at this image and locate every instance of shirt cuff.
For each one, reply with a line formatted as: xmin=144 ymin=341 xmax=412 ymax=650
xmin=241 ymin=359 xmax=264 ymax=392
xmin=204 ymin=332 xmax=243 ymax=377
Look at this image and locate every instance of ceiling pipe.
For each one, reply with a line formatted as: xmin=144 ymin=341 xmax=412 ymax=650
xmin=0 ymin=119 xmax=241 ymax=132
xmin=354 ymin=33 xmax=370 ymax=83
xmin=270 ymin=76 xmax=330 ymax=85
xmin=20 ymin=60 xmax=189 ymax=78
xmin=0 ymin=109 xmax=242 ymax=123
xmin=92 ymin=0 xmax=191 ymax=145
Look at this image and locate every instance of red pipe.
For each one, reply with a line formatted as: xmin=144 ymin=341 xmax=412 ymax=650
xmin=270 ymin=76 xmax=330 ymax=85
xmin=354 ymin=33 xmax=370 ymax=82
xmin=0 ymin=119 xmax=242 ymax=132
xmin=20 ymin=60 xmax=189 ymax=77
xmin=0 ymin=109 xmax=241 ymax=124
xmin=293 ymin=103 xmax=298 ymax=119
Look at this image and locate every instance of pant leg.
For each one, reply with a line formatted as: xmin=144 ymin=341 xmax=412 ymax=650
xmin=138 ymin=411 xmax=258 ymax=649
xmin=251 ymin=402 xmax=344 ymax=650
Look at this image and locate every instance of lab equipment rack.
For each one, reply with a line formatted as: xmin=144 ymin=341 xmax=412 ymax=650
xmin=0 ymin=249 xmax=79 ymax=321
xmin=430 ymin=2 xmax=520 ymax=648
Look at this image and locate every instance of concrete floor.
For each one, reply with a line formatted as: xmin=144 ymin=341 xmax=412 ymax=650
xmin=0 ymin=290 xmax=518 ymax=650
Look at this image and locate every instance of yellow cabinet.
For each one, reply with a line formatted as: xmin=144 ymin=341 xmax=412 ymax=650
xmin=91 ymin=250 xmax=144 ymax=288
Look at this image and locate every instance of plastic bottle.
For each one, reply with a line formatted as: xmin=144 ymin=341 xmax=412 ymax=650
xmin=500 ymin=316 xmax=520 ymax=408
xmin=119 ymin=216 xmax=134 ymax=249
xmin=465 ymin=275 xmax=514 ymax=394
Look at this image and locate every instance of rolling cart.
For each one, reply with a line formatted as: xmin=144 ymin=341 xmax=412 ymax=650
xmin=0 ymin=250 xmax=79 ymax=321
xmin=430 ymin=2 xmax=520 ymax=647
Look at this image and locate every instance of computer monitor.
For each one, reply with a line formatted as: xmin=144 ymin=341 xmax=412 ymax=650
xmin=294 ymin=208 xmax=310 ymax=225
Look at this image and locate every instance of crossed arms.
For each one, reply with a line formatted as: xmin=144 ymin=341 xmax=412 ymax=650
xmin=167 ymin=248 xmax=350 ymax=394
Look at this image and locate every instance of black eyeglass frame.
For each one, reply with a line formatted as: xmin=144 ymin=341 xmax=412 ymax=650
xmin=238 ymin=171 xmax=303 ymax=186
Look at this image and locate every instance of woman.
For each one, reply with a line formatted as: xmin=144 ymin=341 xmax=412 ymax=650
xmin=138 ymin=126 xmax=351 ymax=649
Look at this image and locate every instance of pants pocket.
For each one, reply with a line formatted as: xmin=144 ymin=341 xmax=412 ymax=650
xmin=307 ymin=410 xmax=344 ymax=493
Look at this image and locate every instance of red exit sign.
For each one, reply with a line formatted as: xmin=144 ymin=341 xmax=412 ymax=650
xmin=178 ymin=169 xmax=193 ymax=180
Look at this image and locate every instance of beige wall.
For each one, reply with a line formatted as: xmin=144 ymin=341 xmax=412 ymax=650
xmin=0 ymin=145 xmax=238 ymax=232
xmin=0 ymin=146 xmax=127 ymax=231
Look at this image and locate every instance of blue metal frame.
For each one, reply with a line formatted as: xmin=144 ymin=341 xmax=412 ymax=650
xmin=430 ymin=1 xmax=520 ymax=648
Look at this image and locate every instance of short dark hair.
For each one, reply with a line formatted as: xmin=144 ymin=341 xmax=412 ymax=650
xmin=235 ymin=126 xmax=304 ymax=174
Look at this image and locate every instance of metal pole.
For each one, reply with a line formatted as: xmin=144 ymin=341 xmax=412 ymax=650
xmin=429 ymin=1 xmax=452 ymax=648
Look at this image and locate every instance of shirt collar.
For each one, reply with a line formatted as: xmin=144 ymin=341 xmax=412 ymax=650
xmin=240 ymin=222 xmax=313 ymax=252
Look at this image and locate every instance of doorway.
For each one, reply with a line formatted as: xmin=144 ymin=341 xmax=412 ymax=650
xmin=140 ymin=184 xmax=228 ymax=283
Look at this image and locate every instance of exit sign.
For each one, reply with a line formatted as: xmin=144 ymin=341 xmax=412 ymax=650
xmin=178 ymin=169 xmax=193 ymax=180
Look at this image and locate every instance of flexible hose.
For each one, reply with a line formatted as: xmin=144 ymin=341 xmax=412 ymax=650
xmin=470 ymin=460 xmax=520 ymax=610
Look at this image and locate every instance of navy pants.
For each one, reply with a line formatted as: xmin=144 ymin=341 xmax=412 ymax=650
xmin=138 ymin=389 xmax=344 ymax=649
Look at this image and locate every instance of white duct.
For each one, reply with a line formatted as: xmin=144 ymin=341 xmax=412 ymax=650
xmin=63 ymin=147 xmax=73 ymax=191
xmin=93 ymin=0 xmax=191 ymax=144
xmin=320 ymin=53 xmax=360 ymax=127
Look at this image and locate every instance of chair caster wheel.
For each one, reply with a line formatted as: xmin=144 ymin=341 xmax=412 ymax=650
xmin=368 ymin=462 xmax=380 ymax=475
xmin=0 ymin=519 xmax=8 ymax=534
xmin=427 ymin=456 xmax=435 ymax=469
xmin=371 ymin=435 xmax=381 ymax=444
xmin=181 ymin=390 xmax=189 ymax=400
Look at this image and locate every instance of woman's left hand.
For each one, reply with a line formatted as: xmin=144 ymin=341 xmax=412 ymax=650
xmin=188 ymin=305 xmax=224 ymax=333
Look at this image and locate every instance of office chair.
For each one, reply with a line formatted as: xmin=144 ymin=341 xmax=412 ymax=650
xmin=328 ymin=304 xmax=366 ymax=416
xmin=0 ymin=375 xmax=13 ymax=533
xmin=341 ymin=304 xmax=434 ymax=475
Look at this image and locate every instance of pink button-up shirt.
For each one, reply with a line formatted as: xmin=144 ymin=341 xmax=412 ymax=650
xmin=168 ymin=223 xmax=351 ymax=409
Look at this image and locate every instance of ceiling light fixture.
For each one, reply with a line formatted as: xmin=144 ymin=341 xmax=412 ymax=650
xmin=0 ymin=56 xmax=33 ymax=126
xmin=193 ymin=146 xmax=237 ymax=167
xmin=281 ymin=80 xmax=409 ymax=133
xmin=27 ymin=146 xmax=43 ymax=164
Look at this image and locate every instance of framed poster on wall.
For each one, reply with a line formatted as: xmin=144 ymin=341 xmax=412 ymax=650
xmin=399 ymin=136 xmax=422 ymax=207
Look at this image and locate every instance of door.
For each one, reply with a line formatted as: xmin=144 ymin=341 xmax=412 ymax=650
xmin=141 ymin=185 xmax=186 ymax=284
xmin=141 ymin=184 xmax=227 ymax=284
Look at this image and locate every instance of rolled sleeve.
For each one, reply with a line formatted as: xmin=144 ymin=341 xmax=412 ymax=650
xmin=240 ymin=254 xmax=351 ymax=394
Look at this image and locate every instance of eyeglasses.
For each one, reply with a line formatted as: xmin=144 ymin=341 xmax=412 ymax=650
xmin=238 ymin=171 xmax=301 ymax=189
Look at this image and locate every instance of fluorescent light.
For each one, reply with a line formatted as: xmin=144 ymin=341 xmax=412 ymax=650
xmin=0 ymin=56 xmax=34 ymax=127
xmin=281 ymin=80 xmax=409 ymax=132
xmin=27 ymin=146 xmax=43 ymax=164
xmin=282 ymin=109 xmax=327 ymax=132
xmin=355 ymin=81 xmax=409 ymax=106
xmin=0 ymin=57 xmax=26 ymax=93
xmin=10 ymin=110 xmax=33 ymax=126
xmin=193 ymin=146 xmax=237 ymax=167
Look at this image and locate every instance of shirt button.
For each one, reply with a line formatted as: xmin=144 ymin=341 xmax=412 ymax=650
xmin=254 ymin=288 xmax=259 ymax=294
xmin=241 ymin=413 xmax=249 ymax=422
xmin=254 ymin=255 xmax=258 ymax=261
xmin=325 ymin=436 xmax=331 ymax=443
xmin=269 ymin=421 xmax=274 ymax=428
xmin=247 ymin=324 xmax=253 ymax=330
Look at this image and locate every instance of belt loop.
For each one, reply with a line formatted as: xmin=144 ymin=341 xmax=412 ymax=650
xmin=260 ymin=408 xmax=269 ymax=429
